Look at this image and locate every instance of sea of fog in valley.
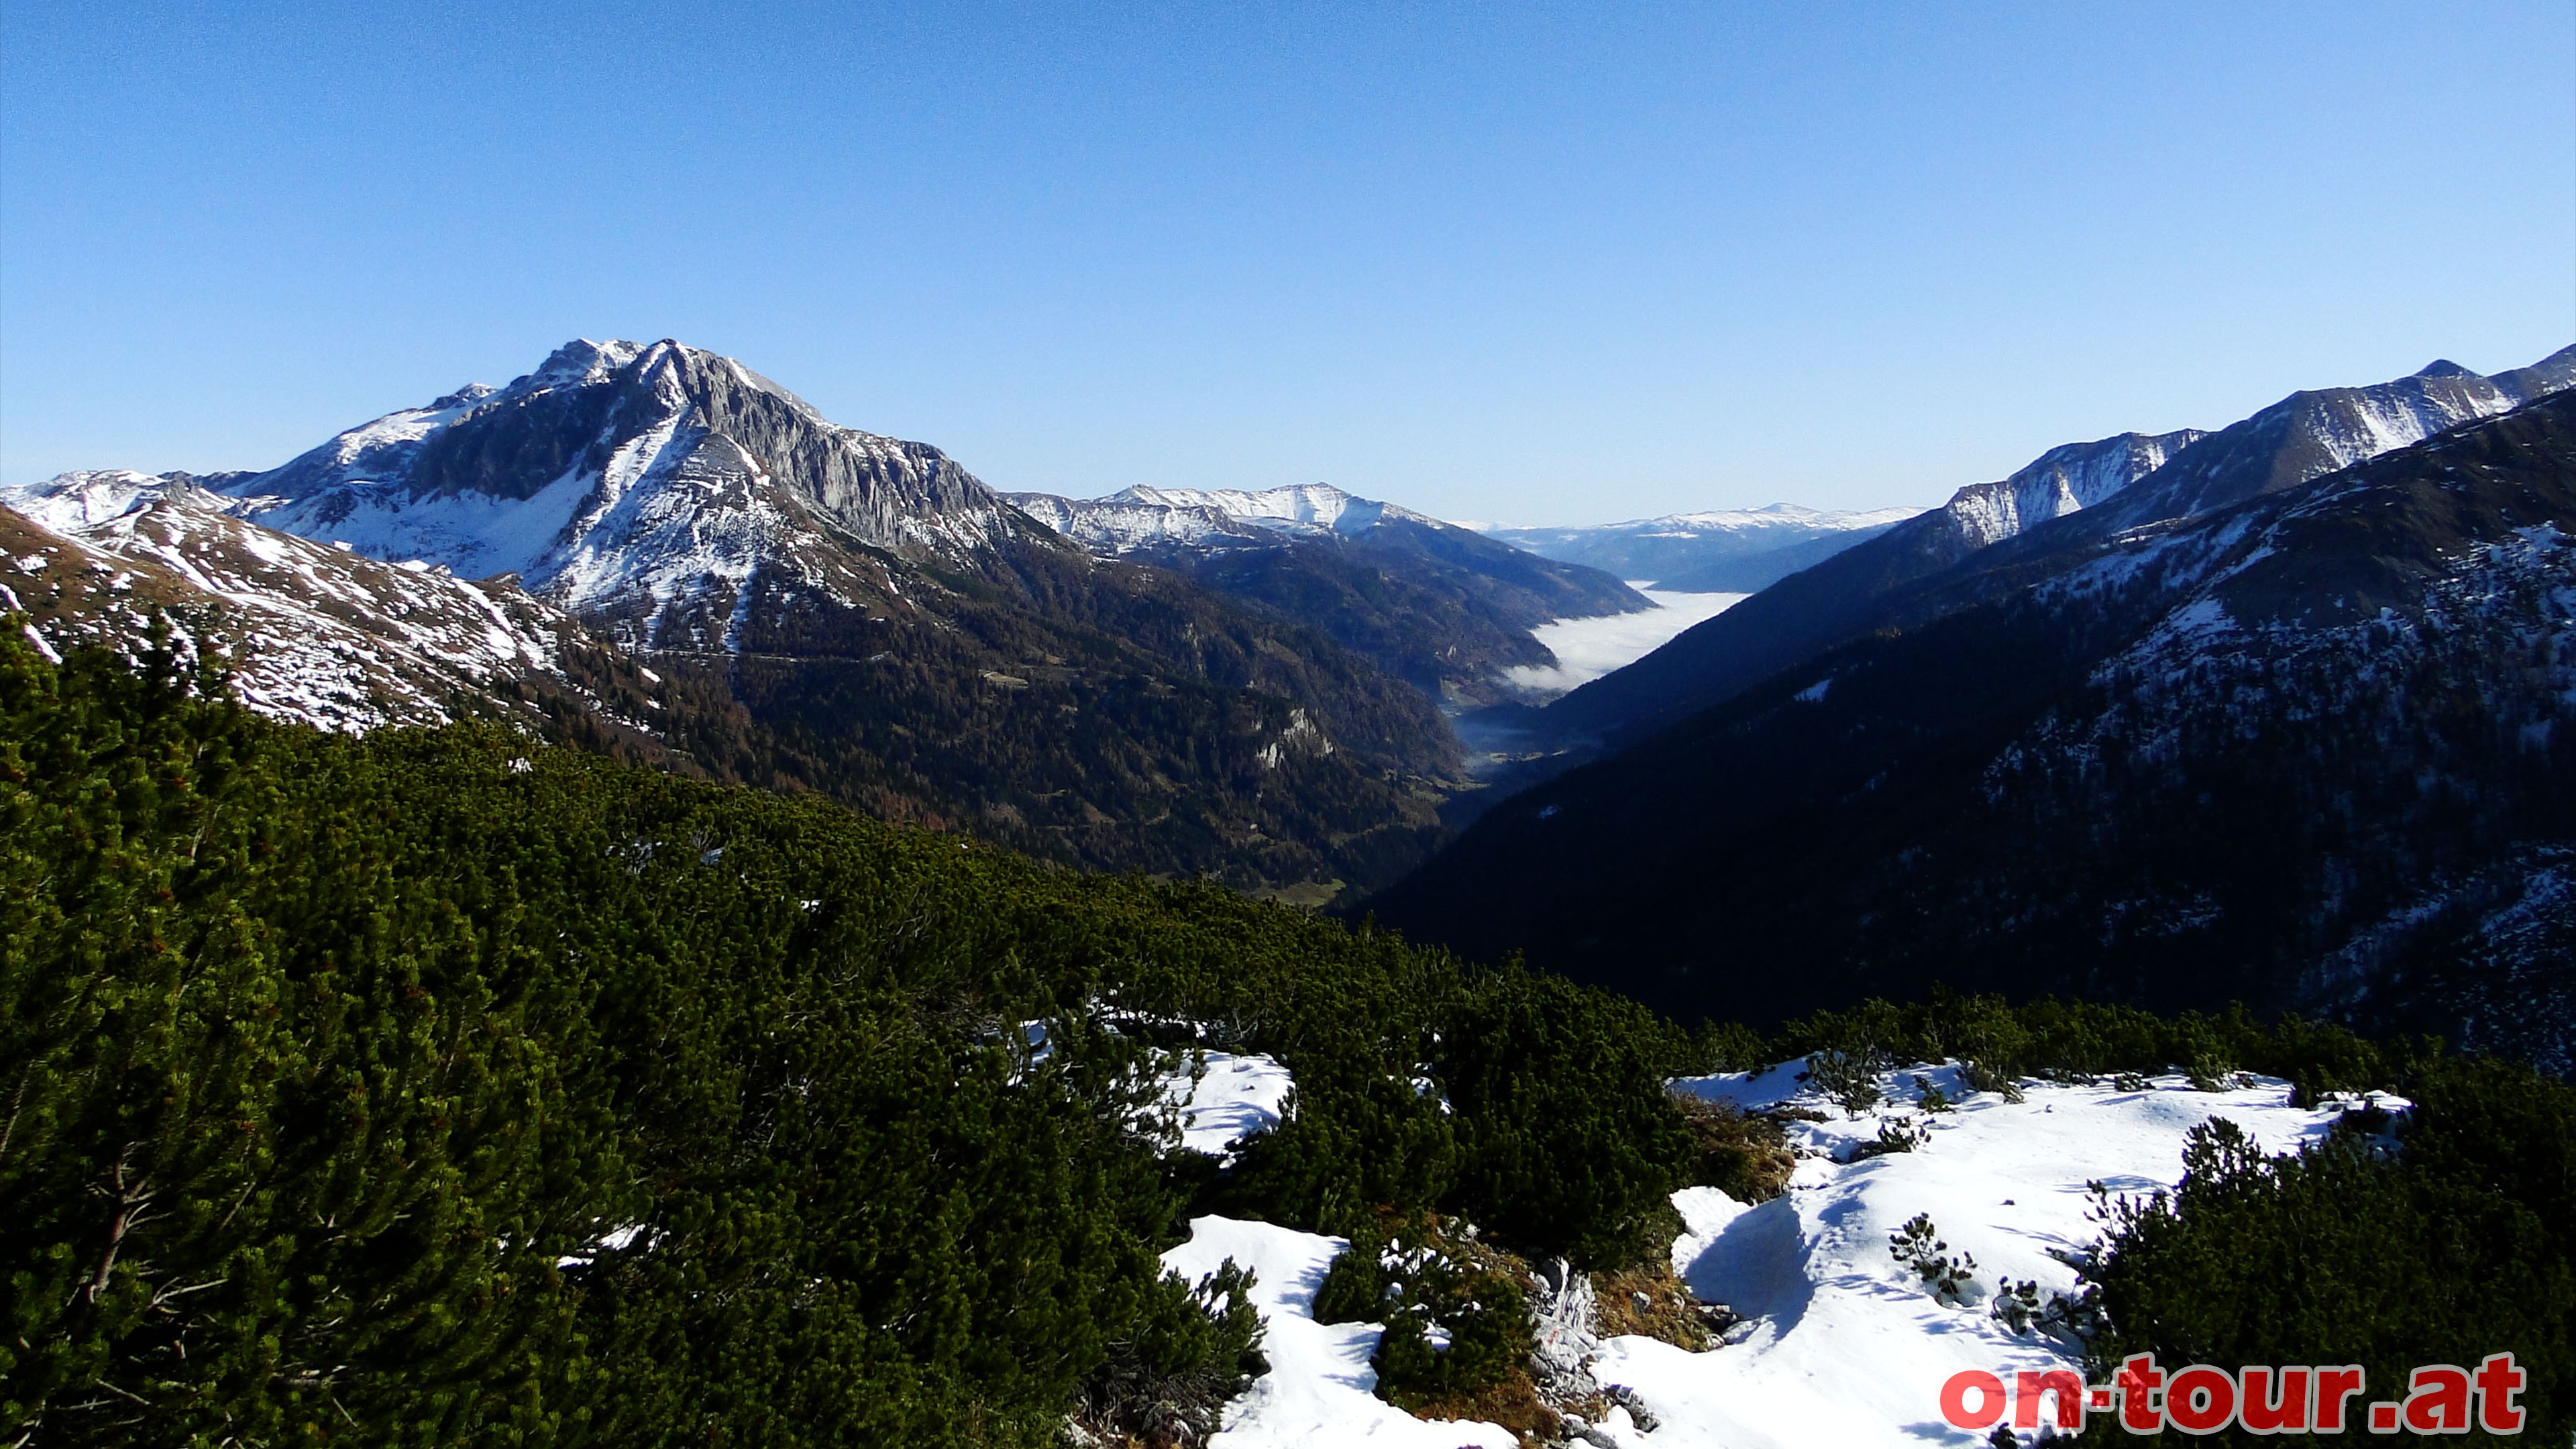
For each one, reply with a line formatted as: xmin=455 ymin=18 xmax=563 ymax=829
xmin=1505 ymin=587 xmax=1747 ymax=698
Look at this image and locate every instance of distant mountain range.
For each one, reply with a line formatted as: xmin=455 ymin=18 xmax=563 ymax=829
xmin=1005 ymin=483 xmax=1645 ymax=709
xmin=2 ymin=340 xmax=1481 ymax=898
xmin=1529 ymin=347 xmax=2576 ymax=753
xmin=1480 ymin=503 xmax=1921 ymax=593
xmin=18 ymin=333 xmax=2573 ymax=1071
xmin=1369 ymin=345 xmax=2576 ymax=1073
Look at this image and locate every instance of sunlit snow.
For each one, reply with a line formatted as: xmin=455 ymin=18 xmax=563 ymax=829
xmin=1182 ymin=1059 xmax=2394 ymax=1448
xmin=1163 ymin=1216 xmax=1516 ymax=1448
xmin=1597 ymin=1061 xmax=2385 ymax=1448
xmin=1161 ymin=1051 xmax=1295 ymax=1159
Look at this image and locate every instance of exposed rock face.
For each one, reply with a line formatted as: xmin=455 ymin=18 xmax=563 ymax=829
xmin=1527 ymin=1257 xmax=1606 ymax=1406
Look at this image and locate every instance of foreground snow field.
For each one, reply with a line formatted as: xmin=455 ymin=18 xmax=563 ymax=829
xmin=1169 ymin=1061 xmax=2392 ymax=1448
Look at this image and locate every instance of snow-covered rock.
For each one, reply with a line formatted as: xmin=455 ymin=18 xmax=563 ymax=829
xmin=1943 ymin=430 xmax=2203 ymax=551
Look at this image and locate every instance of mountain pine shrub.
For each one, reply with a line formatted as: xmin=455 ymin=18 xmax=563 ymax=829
xmin=0 ymin=631 xmax=1697 ymax=1445
xmin=2082 ymin=1065 xmax=2575 ymax=1444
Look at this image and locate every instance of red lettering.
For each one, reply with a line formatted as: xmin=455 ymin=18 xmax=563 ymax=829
xmin=2314 ymin=1365 xmax=2366 ymax=1432
xmin=2403 ymin=1365 xmax=2472 ymax=1434
xmin=2241 ymin=1366 xmax=2310 ymax=1433
xmin=1941 ymin=1369 xmax=2007 ymax=1430
xmin=2169 ymin=1364 xmax=2239 ymax=1434
xmin=2017 ymin=1368 xmax=2085 ymax=1430
xmin=2119 ymin=1353 xmax=2166 ymax=1432
xmin=2475 ymin=1352 xmax=2526 ymax=1433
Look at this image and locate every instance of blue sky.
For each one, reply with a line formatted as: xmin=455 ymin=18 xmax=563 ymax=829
xmin=3 ymin=1 xmax=2570 ymax=523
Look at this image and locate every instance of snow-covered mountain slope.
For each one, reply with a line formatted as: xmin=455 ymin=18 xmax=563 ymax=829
xmin=1943 ymin=429 xmax=2204 ymax=550
xmin=2091 ymin=350 xmax=2576 ymax=533
xmin=1008 ymin=482 xmax=1442 ymax=552
xmin=1 ymin=473 xmax=655 ymax=735
xmin=1375 ymin=388 xmax=2576 ymax=1061
xmin=1163 ymin=1060 xmax=2378 ymax=1449
xmin=1008 ymin=482 xmax=1648 ymax=711
xmin=151 ymin=339 xmax=1015 ymax=645
xmin=1483 ymin=504 xmax=1922 ymax=594
xmin=1531 ymin=345 xmax=2576 ymax=749
xmin=1 ymin=343 xmax=1472 ymax=896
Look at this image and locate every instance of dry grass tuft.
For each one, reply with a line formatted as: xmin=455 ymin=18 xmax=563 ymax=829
xmin=1671 ymin=1090 xmax=1798 ymax=1204
xmin=1402 ymin=1364 xmax=1564 ymax=1445
xmin=1589 ymin=1258 xmax=1717 ymax=1351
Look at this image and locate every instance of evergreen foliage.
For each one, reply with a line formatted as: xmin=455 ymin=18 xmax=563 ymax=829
xmin=0 ymin=633 xmax=1692 ymax=1445
xmin=1669 ymin=1093 xmax=1798 ymax=1205
xmin=2081 ymin=1061 xmax=2575 ymax=1442
xmin=13 ymin=631 xmax=2563 ymax=1444
xmin=1307 ymin=1213 xmax=1532 ymax=1409
xmin=1764 ymin=988 xmax=2424 ymax=1106
xmin=1888 ymin=1214 xmax=1980 ymax=1307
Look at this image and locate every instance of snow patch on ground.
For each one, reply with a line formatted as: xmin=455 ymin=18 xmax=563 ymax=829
xmin=1162 ymin=1216 xmax=1515 ymax=1449
xmin=1163 ymin=1052 xmax=1296 ymax=1159
xmin=1505 ymin=588 xmax=1746 ymax=697
xmin=1585 ymin=1061 xmax=2386 ymax=1448
xmin=1170 ymin=1059 xmax=2396 ymax=1448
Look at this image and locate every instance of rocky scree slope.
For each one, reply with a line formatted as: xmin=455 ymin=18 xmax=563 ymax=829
xmin=1371 ymin=390 xmax=2576 ymax=1074
xmin=1008 ymin=482 xmax=1648 ymax=711
xmin=3 ymin=340 xmax=1469 ymax=894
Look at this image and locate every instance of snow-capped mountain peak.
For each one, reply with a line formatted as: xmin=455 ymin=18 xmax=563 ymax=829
xmin=1942 ymin=429 xmax=2206 ymax=550
xmin=1004 ymin=481 xmax=1445 ymax=553
xmin=1480 ymin=503 xmax=1925 ymax=592
xmin=1112 ymin=482 xmax=1434 ymax=535
xmin=1619 ymin=502 xmax=1922 ymax=535
xmin=8 ymin=338 xmax=1030 ymax=648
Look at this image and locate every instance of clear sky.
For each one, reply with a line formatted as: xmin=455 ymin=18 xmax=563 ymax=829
xmin=3 ymin=1 xmax=2570 ymax=524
